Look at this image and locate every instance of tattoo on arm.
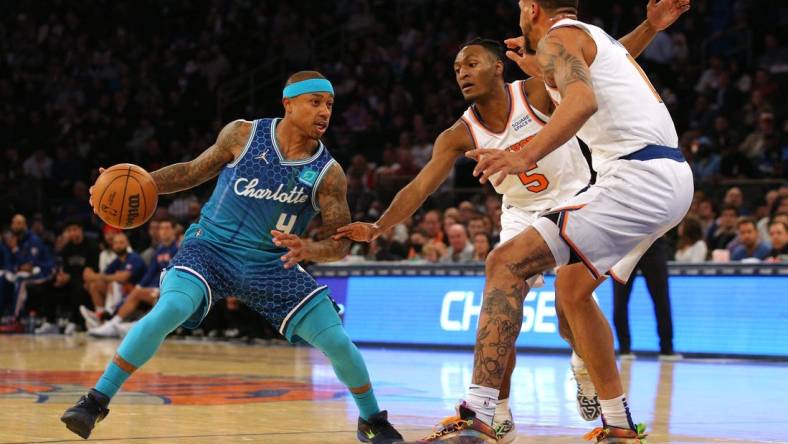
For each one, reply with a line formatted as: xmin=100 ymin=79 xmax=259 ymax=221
xmin=309 ymin=162 xmax=352 ymax=262
xmin=537 ymin=34 xmax=593 ymax=96
xmin=151 ymin=120 xmax=247 ymax=194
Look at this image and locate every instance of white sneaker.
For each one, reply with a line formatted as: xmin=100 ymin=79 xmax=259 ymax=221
xmin=64 ymin=322 xmax=78 ymax=335
xmin=658 ymin=353 xmax=683 ymax=362
xmin=34 ymin=322 xmax=59 ymax=335
xmin=116 ymin=321 xmax=135 ymax=338
xmin=493 ymin=409 xmax=517 ymax=444
xmin=618 ymin=353 xmax=637 ymax=361
xmin=79 ymin=305 xmax=101 ymax=329
xmin=572 ymin=361 xmax=601 ymax=421
xmin=88 ymin=320 xmax=121 ymax=338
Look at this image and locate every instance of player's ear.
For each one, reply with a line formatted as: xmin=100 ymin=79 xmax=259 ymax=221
xmin=282 ymin=97 xmax=293 ymax=115
xmin=495 ymin=59 xmax=504 ymax=77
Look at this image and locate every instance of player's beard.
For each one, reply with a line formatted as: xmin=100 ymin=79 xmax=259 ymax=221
xmin=522 ymin=23 xmax=537 ymax=55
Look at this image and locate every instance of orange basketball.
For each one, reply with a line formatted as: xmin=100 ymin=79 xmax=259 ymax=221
xmin=92 ymin=163 xmax=158 ymax=229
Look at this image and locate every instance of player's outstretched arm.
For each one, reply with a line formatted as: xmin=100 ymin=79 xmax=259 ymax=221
xmin=468 ymin=29 xmax=596 ymax=186
xmin=272 ymin=162 xmax=351 ymax=267
xmin=333 ymin=124 xmax=469 ymax=242
xmin=150 ymin=120 xmax=249 ymax=194
xmin=620 ymin=0 xmax=690 ymax=58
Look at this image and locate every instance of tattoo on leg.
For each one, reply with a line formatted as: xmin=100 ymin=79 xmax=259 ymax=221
xmin=506 ymin=246 xmax=555 ymax=281
xmin=473 ymin=284 xmax=525 ymax=387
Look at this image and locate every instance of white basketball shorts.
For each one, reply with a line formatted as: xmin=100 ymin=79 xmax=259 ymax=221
xmin=532 ymin=155 xmax=694 ymax=283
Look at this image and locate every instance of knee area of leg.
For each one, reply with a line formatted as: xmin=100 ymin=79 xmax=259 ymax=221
xmin=484 ymin=248 xmax=507 ymax=274
xmin=312 ymin=325 xmax=354 ymax=356
xmin=558 ymin=288 xmax=594 ymax=307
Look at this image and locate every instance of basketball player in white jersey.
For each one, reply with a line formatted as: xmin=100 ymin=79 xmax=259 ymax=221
xmin=416 ymin=0 xmax=692 ymax=442
xmin=335 ymin=2 xmax=689 ymax=441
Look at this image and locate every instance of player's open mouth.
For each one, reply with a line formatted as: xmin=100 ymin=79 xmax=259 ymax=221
xmin=461 ymin=82 xmax=474 ymax=92
xmin=315 ymin=122 xmax=328 ymax=131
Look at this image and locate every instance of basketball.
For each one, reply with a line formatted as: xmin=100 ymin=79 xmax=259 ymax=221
xmin=92 ymin=163 xmax=158 ymax=229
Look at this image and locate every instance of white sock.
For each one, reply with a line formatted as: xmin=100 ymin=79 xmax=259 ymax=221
xmin=571 ymin=351 xmax=585 ymax=368
xmin=599 ymin=394 xmax=635 ymax=430
xmin=494 ymin=398 xmax=511 ymax=423
xmin=110 ymin=315 xmax=122 ymax=324
xmin=465 ymin=384 xmax=499 ymax=426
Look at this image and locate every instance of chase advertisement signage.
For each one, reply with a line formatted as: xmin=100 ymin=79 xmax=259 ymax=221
xmin=317 ymin=274 xmax=788 ymax=357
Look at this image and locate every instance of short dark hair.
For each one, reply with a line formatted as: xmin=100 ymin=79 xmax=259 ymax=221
xmin=720 ymin=205 xmax=739 ymax=216
xmin=285 ymin=70 xmax=326 ymax=86
xmin=679 ymin=215 xmax=703 ymax=244
xmin=156 ymin=217 xmax=176 ymax=228
xmin=737 ymin=217 xmax=757 ymax=230
xmin=769 ymin=220 xmax=788 ymax=231
xmin=461 ymin=38 xmax=504 ymax=62
xmin=535 ymin=0 xmax=579 ymax=11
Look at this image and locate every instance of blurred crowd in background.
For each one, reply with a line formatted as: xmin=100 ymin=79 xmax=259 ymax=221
xmin=1 ymin=0 xmax=786 ymax=336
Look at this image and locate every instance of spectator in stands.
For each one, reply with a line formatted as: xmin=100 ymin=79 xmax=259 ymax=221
xmin=420 ymin=210 xmax=444 ymax=244
xmin=442 ymin=208 xmax=460 ymax=237
xmin=139 ymin=220 xmax=160 ymax=266
xmin=28 ymin=219 xmax=99 ymax=334
xmin=723 ymin=187 xmax=749 ymax=216
xmin=80 ymin=233 xmax=146 ymax=327
xmin=706 ymin=205 xmax=739 ymax=251
xmin=695 ymin=197 xmax=716 ymax=235
xmin=739 ymin=112 xmax=779 ymax=173
xmin=766 ymin=220 xmax=788 ymax=262
xmin=730 ymin=217 xmax=771 ymax=261
xmin=0 ymin=214 xmax=54 ymax=333
xmin=675 ymin=216 xmax=708 ymax=263
xmin=88 ymin=219 xmax=178 ymax=337
xmin=472 ymin=233 xmax=492 ymax=262
xmin=465 ymin=215 xmax=485 ymax=238
xmin=0 ymin=231 xmax=12 ymax=320
xmin=690 ymin=136 xmax=720 ymax=182
xmin=441 ymin=224 xmax=473 ymax=264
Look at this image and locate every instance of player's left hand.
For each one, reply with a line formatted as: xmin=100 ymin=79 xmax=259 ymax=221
xmin=271 ymin=230 xmax=308 ymax=269
xmin=466 ymin=148 xmax=534 ymax=187
xmin=647 ymin=0 xmax=691 ymax=31
xmin=504 ymin=37 xmax=542 ymax=79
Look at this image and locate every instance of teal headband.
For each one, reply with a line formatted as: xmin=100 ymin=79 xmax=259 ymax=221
xmin=282 ymin=78 xmax=334 ymax=99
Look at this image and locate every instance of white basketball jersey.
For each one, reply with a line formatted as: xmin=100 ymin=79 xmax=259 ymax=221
xmin=461 ymin=81 xmax=591 ymax=212
xmin=545 ymin=18 xmax=679 ymax=175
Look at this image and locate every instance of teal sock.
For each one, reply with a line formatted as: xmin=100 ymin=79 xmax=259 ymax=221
xmin=95 ymin=362 xmax=131 ymax=398
xmin=352 ymin=387 xmax=381 ymax=421
xmin=293 ymin=296 xmax=381 ymax=420
xmin=92 ymin=268 xmax=206 ymax=401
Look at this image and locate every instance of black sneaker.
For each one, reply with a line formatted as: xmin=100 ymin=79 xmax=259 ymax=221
xmin=60 ymin=391 xmax=110 ymax=439
xmin=357 ymin=410 xmax=404 ymax=443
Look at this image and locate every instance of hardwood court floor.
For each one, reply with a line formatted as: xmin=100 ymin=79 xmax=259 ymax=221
xmin=1 ymin=335 xmax=787 ymax=443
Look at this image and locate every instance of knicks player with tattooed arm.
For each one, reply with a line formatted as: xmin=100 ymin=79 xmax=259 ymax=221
xmin=61 ymin=71 xmax=403 ymax=444
xmin=421 ymin=0 xmax=692 ymax=442
xmin=334 ymin=2 xmax=688 ymax=442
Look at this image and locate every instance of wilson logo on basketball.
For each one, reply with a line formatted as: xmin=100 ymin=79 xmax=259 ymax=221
xmin=126 ymin=194 xmax=141 ymax=226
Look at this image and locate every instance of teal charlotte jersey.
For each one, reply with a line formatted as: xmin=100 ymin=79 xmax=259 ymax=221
xmin=168 ymin=118 xmax=337 ymax=340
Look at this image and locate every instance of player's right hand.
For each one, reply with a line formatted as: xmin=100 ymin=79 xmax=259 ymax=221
xmin=88 ymin=167 xmax=106 ymax=215
xmin=333 ymin=222 xmax=379 ymax=243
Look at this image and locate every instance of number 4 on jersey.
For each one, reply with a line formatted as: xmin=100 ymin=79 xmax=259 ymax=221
xmin=276 ymin=213 xmax=297 ymax=234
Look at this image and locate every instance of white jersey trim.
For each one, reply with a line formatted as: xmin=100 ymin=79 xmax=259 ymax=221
xmin=227 ymin=119 xmax=258 ymax=168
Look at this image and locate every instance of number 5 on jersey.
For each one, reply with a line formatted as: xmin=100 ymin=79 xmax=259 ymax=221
xmin=507 ymin=135 xmax=550 ymax=193
xmin=518 ymin=167 xmax=549 ymax=193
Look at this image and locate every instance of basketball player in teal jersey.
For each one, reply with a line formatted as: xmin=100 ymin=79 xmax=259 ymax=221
xmin=336 ymin=2 xmax=688 ymax=442
xmin=61 ymin=71 xmax=403 ymax=443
